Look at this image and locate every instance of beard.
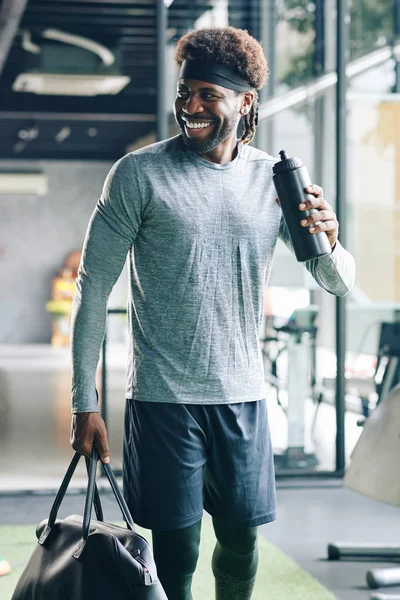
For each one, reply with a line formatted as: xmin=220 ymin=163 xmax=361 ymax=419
xmin=177 ymin=112 xmax=238 ymax=154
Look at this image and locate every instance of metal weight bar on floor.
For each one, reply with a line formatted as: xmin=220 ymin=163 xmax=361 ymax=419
xmin=328 ymin=545 xmax=400 ymax=593
xmin=367 ymin=568 xmax=400 ymax=590
xmin=328 ymin=543 xmax=400 ymax=560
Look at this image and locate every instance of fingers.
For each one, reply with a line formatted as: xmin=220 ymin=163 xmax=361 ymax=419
xmin=298 ymin=185 xmax=338 ymax=248
xmin=300 ymin=185 xmax=337 ymax=232
xmin=70 ymin=412 xmax=110 ymax=464
xmin=300 ymin=209 xmax=336 ymax=227
xmin=71 ymin=436 xmax=94 ymax=459
xmin=304 ymin=184 xmax=323 ymax=197
xmin=70 ymin=414 xmax=92 ymax=457
xmin=303 ymin=185 xmax=331 ymax=208
xmin=300 ymin=197 xmax=331 ymax=212
xmin=307 ymin=220 xmax=338 ymax=234
xmin=95 ymin=427 xmax=110 ymax=465
xmin=301 ymin=210 xmax=338 ymax=233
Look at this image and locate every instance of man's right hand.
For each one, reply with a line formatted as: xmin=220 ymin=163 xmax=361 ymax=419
xmin=70 ymin=412 xmax=110 ymax=464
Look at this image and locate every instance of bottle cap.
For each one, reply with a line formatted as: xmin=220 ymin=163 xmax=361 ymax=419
xmin=273 ymin=150 xmax=303 ymax=175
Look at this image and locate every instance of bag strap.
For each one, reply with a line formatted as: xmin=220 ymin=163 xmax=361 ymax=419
xmin=85 ymin=455 xmax=104 ymax=522
xmin=81 ymin=446 xmax=135 ymax=543
xmin=39 ymin=451 xmax=103 ymax=545
xmin=102 ymin=461 xmax=135 ymax=531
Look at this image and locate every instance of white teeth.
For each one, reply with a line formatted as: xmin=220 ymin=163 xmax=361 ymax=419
xmin=185 ymin=121 xmax=212 ymax=129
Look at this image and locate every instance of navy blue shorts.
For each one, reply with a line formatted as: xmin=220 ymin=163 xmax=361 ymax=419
xmin=123 ymin=399 xmax=276 ymax=531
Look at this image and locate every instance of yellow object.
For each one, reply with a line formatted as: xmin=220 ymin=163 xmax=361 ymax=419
xmin=0 ymin=558 xmax=11 ymax=576
xmin=46 ymin=300 xmax=73 ymax=315
xmin=54 ymin=280 xmax=76 ymax=293
xmin=46 ymin=300 xmax=73 ymax=346
xmin=47 ymin=255 xmax=79 ymax=347
xmin=51 ymin=277 xmax=76 ymax=301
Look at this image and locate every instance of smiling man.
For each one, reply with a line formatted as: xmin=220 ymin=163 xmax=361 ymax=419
xmin=70 ymin=27 xmax=355 ymax=600
xmin=175 ymin=76 xmax=252 ymax=160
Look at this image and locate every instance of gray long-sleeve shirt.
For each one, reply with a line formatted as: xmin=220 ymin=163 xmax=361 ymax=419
xmin=71 ymin=135 xmax=355 ymax=413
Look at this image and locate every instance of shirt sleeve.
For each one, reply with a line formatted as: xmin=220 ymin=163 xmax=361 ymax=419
xmin=278 ymin=216 xmax=355 ymax=297
xmin=71 ymin=153 xmax=142 ymax=413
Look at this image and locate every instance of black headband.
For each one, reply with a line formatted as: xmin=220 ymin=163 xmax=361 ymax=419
xmin=179 ymin=59 xmax=253 ymax=92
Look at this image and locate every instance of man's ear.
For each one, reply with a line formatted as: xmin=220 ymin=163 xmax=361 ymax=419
xmin=240 ymin=90 xmax=255 ymax=115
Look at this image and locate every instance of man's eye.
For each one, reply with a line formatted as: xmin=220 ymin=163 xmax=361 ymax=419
xmin=177 ymin=90 xmax=189 ymax=98
xmin=202 ymin=93 xmax=215 ymax=99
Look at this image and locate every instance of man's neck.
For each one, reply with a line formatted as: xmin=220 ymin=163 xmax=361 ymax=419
xmin=199 ymin=135 xmax=238 ymax=164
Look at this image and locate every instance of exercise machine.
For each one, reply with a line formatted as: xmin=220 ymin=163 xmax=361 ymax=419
xmin=327 ymin=322 xmax=400 ymax=595
xmin=262 ymin=305 xmax=320 ymax=469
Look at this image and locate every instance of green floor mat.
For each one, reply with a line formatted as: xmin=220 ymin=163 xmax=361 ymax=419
xmin=0 ymin=519 xmax=336 ymax=600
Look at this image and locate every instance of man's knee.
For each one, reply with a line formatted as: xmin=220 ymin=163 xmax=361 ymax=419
xmin=212 ymin=519 xmax=258 ymax=582
xmin=212 ymin=518 xmax=258 ymax=555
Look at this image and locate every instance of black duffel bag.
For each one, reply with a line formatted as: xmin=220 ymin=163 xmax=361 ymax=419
xmin=12 ymin=448 xmax=167 ymax=600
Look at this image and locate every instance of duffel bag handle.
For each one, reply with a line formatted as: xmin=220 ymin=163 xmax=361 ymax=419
xmin=39 ymin=451 xmax=104 ymax=545
xmin=85 ymin=455 xmax=104 ymax=521
xmin=82 ymin=446 xmax=135 ymax=544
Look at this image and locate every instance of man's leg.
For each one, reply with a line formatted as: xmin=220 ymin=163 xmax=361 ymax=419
xmin=152 ymin=520 xmax=202 ymax=600
xmin=212 ymin=518 xmax=258 ymax=600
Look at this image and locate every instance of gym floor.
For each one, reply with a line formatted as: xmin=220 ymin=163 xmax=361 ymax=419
xmin=0 ymin=344 xmax=398 ymax=600
xmin=0 ymin=483 xmax=398 ymax=600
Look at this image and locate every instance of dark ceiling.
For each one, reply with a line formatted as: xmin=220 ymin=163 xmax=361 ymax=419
xmin=0 ymin=0 xmax=259 ymax=161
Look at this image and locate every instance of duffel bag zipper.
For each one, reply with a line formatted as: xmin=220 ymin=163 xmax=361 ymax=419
xmin=133 ymin=549 xmax=152 ymax=584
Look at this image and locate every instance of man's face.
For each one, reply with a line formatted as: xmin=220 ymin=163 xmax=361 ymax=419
xmin=173 ymin=78 xmax=241 ymax=154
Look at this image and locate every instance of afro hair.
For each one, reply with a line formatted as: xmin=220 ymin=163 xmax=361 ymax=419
xmin=174 ymin=26 xmax=269 ymax=91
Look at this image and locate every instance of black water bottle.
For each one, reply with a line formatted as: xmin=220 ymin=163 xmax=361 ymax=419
xmin=273 ymin=150 xmax=331 ymax=262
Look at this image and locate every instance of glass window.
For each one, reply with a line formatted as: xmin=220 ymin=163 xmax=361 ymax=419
xmin=349 ymin=0 xmax=394 ymax=61
xmin=276 ymin=1 xmax=318 ymax=90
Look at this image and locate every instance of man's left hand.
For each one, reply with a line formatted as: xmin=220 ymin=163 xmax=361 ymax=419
xmin=300 ymin=185 xmax=338 ymax=249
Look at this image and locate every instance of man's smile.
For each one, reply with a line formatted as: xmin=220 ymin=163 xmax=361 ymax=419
xmin=181 ymin=115 xmax=214 ymax=135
